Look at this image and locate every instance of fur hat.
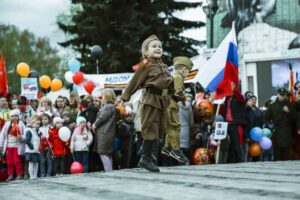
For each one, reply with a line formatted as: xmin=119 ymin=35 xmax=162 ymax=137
xmin=173 ymin=56 xmax=193 ymax=70
xmin=53 ymin=117 xmax=63 ymax=126
xmin=9 ymin=109 xmax=20 ymax=117
xmin=141 ymin=35 xmax=160 ymax=58
xmin=76 ymin=116 xmax=86 ymax=125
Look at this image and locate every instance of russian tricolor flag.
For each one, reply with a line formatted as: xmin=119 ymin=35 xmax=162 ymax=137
xmin=193 ymin=23 xmax=238 ymax=99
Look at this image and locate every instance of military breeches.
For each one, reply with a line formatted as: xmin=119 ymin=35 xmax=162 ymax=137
xmin=140 ymin=104 xmax=165 ymax=140
xmin=165 ymin=101 xmax=180 ymax=149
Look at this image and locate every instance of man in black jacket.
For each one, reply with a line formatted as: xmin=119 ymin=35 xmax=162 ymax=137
xmin=264 ymin=88 xmax=296 ymax=161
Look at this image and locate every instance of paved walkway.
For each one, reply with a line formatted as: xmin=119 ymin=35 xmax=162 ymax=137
xmin=1 ymin=161 xmax=300 ymax=200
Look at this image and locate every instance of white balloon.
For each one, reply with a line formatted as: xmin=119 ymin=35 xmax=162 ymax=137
xmin=64 ymin=71 xmax=74 ymax=83
xmin=58 ymin=126 xmax=71 ymax=142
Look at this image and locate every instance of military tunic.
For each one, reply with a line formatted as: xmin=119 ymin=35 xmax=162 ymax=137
xmin=121 ymin=58 xmax=173 ymax=140
xmin=165 ymin=71 xmax=185 ymax=149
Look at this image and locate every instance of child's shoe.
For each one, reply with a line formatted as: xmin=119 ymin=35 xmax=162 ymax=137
xmin=15 ymin=175 xmax=23 ymax=180
xmin=23 ymin=174 xmax=29 ymax=180
xmin=6 ymin=175 xmax=14 ymax=182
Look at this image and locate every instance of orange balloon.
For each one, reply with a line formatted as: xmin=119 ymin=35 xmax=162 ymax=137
xmin=39 ymin=75 xmax=51 ymax=89
xmin=16 ymin=62 xmax=30 ymax=77
xmin=193 ymin=148 xmax=210 ymax=165
xmin=249 ymin=143 xmax=261 ymax=157
xmin=194 ymin=99 xmax=214 ymax=119
xmin=51 ymin=79 xmax=63 ymax=92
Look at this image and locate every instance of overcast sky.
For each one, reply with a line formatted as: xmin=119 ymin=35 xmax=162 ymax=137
xmin=0 ymin=0 xmax=206 ymax=52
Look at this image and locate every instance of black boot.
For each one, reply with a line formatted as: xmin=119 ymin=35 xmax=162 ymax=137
xmin=151 ymin=139 xmax=159 ymax=165
xmin=138 ymin=140 xmax=160 ymax=172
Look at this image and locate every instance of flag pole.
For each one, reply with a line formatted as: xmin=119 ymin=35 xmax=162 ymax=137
xmin=215 ymin=103 xmax=221 ymax=164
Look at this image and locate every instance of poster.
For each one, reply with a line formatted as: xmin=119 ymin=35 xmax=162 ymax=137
xmin=271 ymin=59 xmax=300 ymax=89
xmin=21 ymin=78 xmax=38 ymax=100
xmin=213 ymin=122 xmax=228 ymax=140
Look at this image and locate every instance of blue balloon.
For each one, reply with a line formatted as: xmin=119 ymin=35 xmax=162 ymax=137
xmin=72 ymin=84 xmax=78 ymax=92
xmin=113 ymin=137 xmax=121 ymax=151
xmin=259 ymin=137 xmax=272 ymax=150
xmin=262 ymin=128 xmax=272 ymax=138
xmin=250 ymin=127 xmax=263 ymax=141
xmin=68 ymin=58 xmax=81 ymax=73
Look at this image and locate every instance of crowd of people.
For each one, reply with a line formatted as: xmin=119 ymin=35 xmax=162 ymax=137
xmin=1 ymin=34 xmax=300 ymax=182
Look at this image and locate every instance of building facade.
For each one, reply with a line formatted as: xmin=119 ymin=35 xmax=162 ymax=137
xmin=206 ymin=0 xmax=300 ymax=105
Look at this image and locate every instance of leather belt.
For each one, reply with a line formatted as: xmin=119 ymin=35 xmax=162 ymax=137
xmin=146 ymin=87 xmax=168 ymax=97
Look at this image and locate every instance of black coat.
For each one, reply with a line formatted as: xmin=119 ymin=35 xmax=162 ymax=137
xmin=246 ymin=106 xmax=264 ymax=138
xmin=224 ymin=92 xmax=248 ymax=163
xmin=264 ymin=99 xmax=296 ymax=148
xmin=79 ymin=106 xmax=98 ymax=124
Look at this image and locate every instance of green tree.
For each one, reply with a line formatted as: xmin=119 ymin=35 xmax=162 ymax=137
xmin=58 ymin=0 xmax=204 ymax=74
xmin=0 ymin=24 xmax=62 ymax=94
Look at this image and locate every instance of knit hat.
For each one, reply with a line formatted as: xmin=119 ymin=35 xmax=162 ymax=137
xmin=173 ymin=56 xmax=193 ymax=70
xmin=62 ymin=111 xmax=71 ymax=119
xmin=76 ymin=116 xmax=86 ymax=125
xmin=246 ymin=95 xmax=257 ymax=101
xmin=64 ymin=118 xmax=76 ymax=126
xmin=53 ymin=117 xmax=63 ymax=126
xmin=70 ymin=91 xmax=78 ymax=99
xmin=141 ymin=35 xmax=160 ymax=58
xmin=215 ymin=115 xmax=224 ymax=122
xmin=9 ymin=109 xmax=20 ymax=117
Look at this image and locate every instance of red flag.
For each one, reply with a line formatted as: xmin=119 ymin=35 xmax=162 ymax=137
xmin=0 ymin=49 xmax=8 ymax=96
xmin=289 ymin=63 xmax=295 ymax=104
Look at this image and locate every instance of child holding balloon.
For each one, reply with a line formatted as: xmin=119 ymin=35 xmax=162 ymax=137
xmin=48 ymin=117 xmax=70 ymax=176
xmin=70 ymin=116 xmax=93 ymax=173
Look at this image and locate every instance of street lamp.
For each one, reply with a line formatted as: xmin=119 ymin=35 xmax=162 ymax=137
xmin=202 ymin=0 xmax=219 ymax=48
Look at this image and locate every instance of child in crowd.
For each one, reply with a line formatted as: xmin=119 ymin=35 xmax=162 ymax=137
xmin=179 ymin=94 xmax=194 ymax=161
xmin=210 ymin=115 xmax=230 ymax=164
xmin=0 ymin=109 xmax=26 ymax=181
xmin=62 ymin=112 xmax=72 ymax=124
xmin=37 ymin=97 xmax=55 ymax=117
xmin=48 ymin=117 xmax=68 ymax=176
xmin=38 ymin=113 xmax=53 ymax=177
xmin=25 ymin=115 xmax=41 ymax=179
xmin=70 ymin=116 xmax=93 ymax=173
xmin=93 ymin=89 xmax=117 ymax=172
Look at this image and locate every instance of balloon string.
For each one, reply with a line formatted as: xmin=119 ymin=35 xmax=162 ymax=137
xmin=72 ymin=153 xmax=76 ymax=162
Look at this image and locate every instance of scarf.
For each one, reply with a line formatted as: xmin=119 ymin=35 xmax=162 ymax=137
xmin=9 ymin=121 xmax=20 ymax=137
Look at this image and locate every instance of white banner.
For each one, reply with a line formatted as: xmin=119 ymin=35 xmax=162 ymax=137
xmin=77 ymin=73 xmax=133 ymax=96
xmin=21 ymin=78 xmax=38 ymax=100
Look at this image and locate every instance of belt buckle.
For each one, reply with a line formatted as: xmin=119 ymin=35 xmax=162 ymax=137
xmin=162 ymin=89 xmax=168 ymax=97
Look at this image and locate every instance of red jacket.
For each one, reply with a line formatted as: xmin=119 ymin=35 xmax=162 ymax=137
xmin=48 ymin=128 xmax=69 ymax=156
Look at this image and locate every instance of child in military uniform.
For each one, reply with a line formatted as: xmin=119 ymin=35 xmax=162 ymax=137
xmin=116 ymin=35 xmax=173 ymax=172
xmin=161 ymin=56 xmax=193 ymax=164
